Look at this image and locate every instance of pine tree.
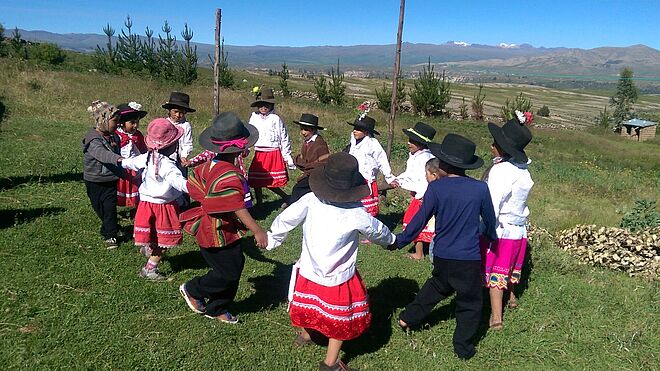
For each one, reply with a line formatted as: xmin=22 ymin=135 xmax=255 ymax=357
xmin=314 ymin=75 xmax=330 ymax=104
xmin=175 ymin=23 xmax=197 ymax=85
xmin=279 ymin=62 xmax=290 ymax=97
xmin=375 ymin=70 xmax=406 ymax=112
xmin=410 ymin=59 xmax=451 ymax=116
xmin=10 ymin=27 xmax=25 ymax=59
xmin=215 ymin=38 xmax=234 ymax=88
xmin=328 ymin=59 xmax=346 ymax=105
xmin=93 ymin=23 xmax=117 ymax=73
xmin=501 ymin=92 xmax=533 ymax=121
xmin=459 ymin=97 xmax=469 ymax=120
xmin=470 ymin=84 xmax=486 ymax=121
xmin=157 ymin=21 xmax=178 ymax=81
xmin=0 ymin=23 xmax=7 ymax=57
xmin=610 ymin=67 xmax=639 ymax=131
xmin=117 ymin=15 xmax=142 ymax=72
xmin=141 ymin=27 xmax=159 ymax=77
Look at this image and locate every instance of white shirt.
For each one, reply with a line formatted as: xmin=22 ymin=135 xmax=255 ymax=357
xmin=267 ymin=192 xmax=395 ymax=286
xmin=396 ymin=148 xmax=435 ymax=199
xmin=116 ymin=128 xmax=144 ymax=159
xmin=348 ymin=135 xmax=395 ymax=184
xmin=122 ymin=152 xmax=188 ymax=204
xmin=487 ymin=160 xmax=534 ymax=228
xmin=167 ymin=118 xmax=193 ymax=159
xmin=249 ymin=111 xmax=294 ymax=166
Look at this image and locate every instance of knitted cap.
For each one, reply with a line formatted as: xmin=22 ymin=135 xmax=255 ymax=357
xmin=87 ymin=100 xmax=119 ymax=133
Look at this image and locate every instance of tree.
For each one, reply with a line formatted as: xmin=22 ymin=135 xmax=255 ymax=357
xmin=328 ymin=59 xmax=346 ymax=105
xmin=409 ymin=59 xmax=451 ymax=116
xmin=501 ymin=92 xmax=532 ymax=121
xmin=313 ymin=75 xmax=331 ymax=104
xmin=214 ymin=38 xmax=234 ymax=88
xmin=0 ymin=23 xmax=7 ymax=57
xmin=595 ymin=106 xmax=613 ymax=128
xmin=93 ymin=23 xmax=117 ymax=73
xmin=117 ymin=15 xmax=142 ymax=72
xmin=375 ymin=71 xmax=406 ymax=112
xmin=537 ymin=105 xmax=550 ymax=117
xmin=10 ymin=27 xmax=25 ymax=59
xmin=458 ymin=97 xmax=469 ymax=120
xmin=279 ymin=62 xmax=290 ymax=97
xmin=141 ymin=26 xmax=159 ymax=77
xmin=470 ymin=84 xmax=486 ymax=121
xmin=175 ymin=23 xmax=197 ymax=85
xmin=157 ymin=20 xmax=178 ymax=81
xmin=29 ymin=43 xmax=66 ymax=65
xmin=610 ymin=67 xmax=639 ymax=131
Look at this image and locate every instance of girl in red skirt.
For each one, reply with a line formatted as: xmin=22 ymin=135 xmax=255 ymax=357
xmin=481 ymin=115 xmax=534 ymax=330
xmin=344 ymin=115 xmax=395 ymax=216
xmin=266 ymin=152 xmax=395 ymax=371
xmin=121 ymin=118 xmax=189 ymax=280
xmin=392 ymin=122 xmax=437 ymax=260
xmin=116 ymin=102 xmax=148 ymax=208
xmin=247 ymin=87 xmax=295 ymax=206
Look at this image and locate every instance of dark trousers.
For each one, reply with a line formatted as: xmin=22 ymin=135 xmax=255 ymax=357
xmin=85 ymin=180 xmax=118 ymax=240
xmin=289 ymin=176 xmax=311 ymax=204
xmin=400 ymin=257 xmax=482 ymax=359
xmin=185 ymin=241 xmax=246 ymax=316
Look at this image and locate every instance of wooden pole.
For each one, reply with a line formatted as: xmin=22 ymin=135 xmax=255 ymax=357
xmin=387 ymin=0 xmax=405 ymax=159
xmin=213 ymin=8 xmax=222 ymax=115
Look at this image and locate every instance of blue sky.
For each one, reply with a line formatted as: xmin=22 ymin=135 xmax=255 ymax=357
xmin=1 ymin=0 xmax=659 ymax=49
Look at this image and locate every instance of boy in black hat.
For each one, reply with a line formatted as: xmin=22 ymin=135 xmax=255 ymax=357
xmin=389 ymin=133 xmax=497 ymax=360
xmin=289 ymin=113 xmax=330 ymax=204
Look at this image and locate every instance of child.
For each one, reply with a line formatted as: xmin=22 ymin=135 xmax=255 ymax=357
xmin=178 ymin=112 xmax=268 ymax=323
xmin=247 ymin=87 xmax=295 ymax=206
xmin=82 ymin=100 xmax=124 ymax=249
xmin=481 ymin=118 xmax=534 ymax=330
xmin=344 ymin=115 xmax=395 ymax=216
xmin=121 ymin=119 xmax=188 ymax=280
xmin=289 ymin=113 xmax=330 ymax=204
xmin=392 ymin=122 xmax=436 ymax=260
xmin=423 ymin=158 xmax=444 ymax=261
xmin=162 ymin=92 xmax=195 ymax=169
xmin=115 ymin=102 xmax=147 ymax=208
xmin=390 ymin=133 xmax=497 ymax=360
xmin=265 ymin=152 xmax=395 ymax=371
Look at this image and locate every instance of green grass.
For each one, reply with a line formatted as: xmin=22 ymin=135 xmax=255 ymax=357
xmin=0 ymin=59 xmax=658 ymax=370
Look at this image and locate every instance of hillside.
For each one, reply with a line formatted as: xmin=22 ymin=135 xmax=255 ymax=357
xmin=0 ymin=60 xmax=658 ymax=369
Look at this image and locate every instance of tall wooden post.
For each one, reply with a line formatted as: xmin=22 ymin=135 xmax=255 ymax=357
xmin=386 ymin=0 xmax=405 ymax=158
xmin=213 ymin=8 xmax=222 ymax=115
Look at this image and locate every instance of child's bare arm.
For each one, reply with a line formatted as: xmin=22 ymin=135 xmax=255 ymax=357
xmin=235 ymin=208 xmax=267 ymax=248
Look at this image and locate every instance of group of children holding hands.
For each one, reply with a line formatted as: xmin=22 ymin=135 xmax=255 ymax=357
xmin=81 ymin=88 xmax=533 ymax=370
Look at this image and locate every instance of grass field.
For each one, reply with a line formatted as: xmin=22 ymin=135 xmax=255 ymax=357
xmin=0 ymin=59 xmax=658 ymax=370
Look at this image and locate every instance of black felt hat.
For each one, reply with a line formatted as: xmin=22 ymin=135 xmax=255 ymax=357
xmin=116 ymin=102 xmax=148 ymax=123
xmin=488 ymin=120 xmax=532 ymax=163
xmin=347 ymin=116 xmax=380 ymax=135
xmin=162 ymin=92 xmax=196 ymax=112
xmin=198 ymin=112 xmax=259 ymax=154
xmin=250 ymin=87 xmax=276 ymax=107
xmin=294 ymin=113 xmax=324 ymax=130
xmin=403 ymin=122 xmax=436 ymax=144
xmin=428 ymin=134 xmax=484 ymax=170
xmin=309 ymin=152 xmax=370 ymax=203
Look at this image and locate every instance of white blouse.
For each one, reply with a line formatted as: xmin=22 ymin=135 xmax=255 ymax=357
xmin=395 ymin=148 xmax=435 ymax=199
xmin=249 ymin=111 xmax=294 ymax=166
xmin=487 ymin=160 xmax=534 ymax=228
xmin=348 ymin=135 xmax=395 ymax=184
xmin=167 ymin=118 xmax=193 ymax=160
xmin=122 ymin=152 xmax=188 ymax=204
xmin=266 ymin=192 xmax=395 ymax=286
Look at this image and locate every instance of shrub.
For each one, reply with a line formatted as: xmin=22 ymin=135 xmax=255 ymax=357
xmin=595 ymin=106 xmax=613 ymax=128
xmin=537 ymin=105 xmax=550 ymax=117
xmin=0 ymin=23 xmax=7 ymax=57
xmin=470 ymin=84 xmax=485 ymax=121
xmin=328 ymin=59 xmax=346 ymax=106
xmin=410 ymin=58 xmax=451 ymax=116
xmin=216 ymin=38 xmax=234 ymax=88
xmin=28 ymin=43 xmax=66 ymax=65
xmin=459 ymin=97 xmax=469 ymax=120
xmin=279 ymin=62 xmax=290 ymax=97
xmin=620 ymin=199 xmax=660 ymax=232
xmin=314 ymin=75 xmax=331 ymax=104
xmin=501 ymin=92 xmax=533 ymax=121
xmin=375 ymin=73 xmax=406 ymax=112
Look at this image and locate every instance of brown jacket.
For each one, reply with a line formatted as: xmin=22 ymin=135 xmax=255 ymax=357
xmin=294 ymin=134 xmax=330 ymax=179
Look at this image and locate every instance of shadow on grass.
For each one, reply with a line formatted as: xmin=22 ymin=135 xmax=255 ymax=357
xmin=249 ymin=199 xmax=287 ymax=221
xmin=513 ymin=240 xmax=534 ymax=302
xmin=0 ymin=207 xmax=66 ymax=229
xmin=342 ymin=277 xmax=419 ymax=363
xmin=0 ymin=171 xmax=83 ymax=191
xmin=235 ymin=243 xmax=291 ymax=313
xmin=168 ymin=250 xmax=209 ymax=272
xmin=377 ymin=210 xmax=404 ymax=232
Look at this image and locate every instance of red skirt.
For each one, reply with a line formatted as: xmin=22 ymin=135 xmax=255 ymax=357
xmin=248 ymin=150 xmax=288 ymax=188
xmin=117 ymin=169 xmax=141 ymax=207
xmin=360 ymin=181 xmax=379 ymax=216
xmin=402 ymin=197 xmax=434 ymax=243
xmin=134 ymin=200 xmax=183 ymax=248
xmin=289 ymin=271 xmax=371 ymax=341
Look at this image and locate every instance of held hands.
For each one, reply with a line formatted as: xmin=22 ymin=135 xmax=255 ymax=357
xmin=180 ymin=157 xmax=190 ymax=167
xmin=389 ymin=179 xmax=400 ymax=188
xmin=254 ymin=229 xmax=268 ymax=249
xmin=287 ymin=162 xmax=297 ymax=170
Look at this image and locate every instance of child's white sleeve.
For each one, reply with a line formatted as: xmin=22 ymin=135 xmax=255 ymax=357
xmin=359 ymin=214 xmax=396 ymax=246
xmin=266 ymin=194 xmax=310 ymax=250
xmin=162 ymin=163 xmax=189 ymax=194
xmin=121 ymin=153 xmax=147 ymax=171
xmin=178 ymin=122 xmax=193 ymax=159
xmin=277 ymin=116 xmax=295 ymax=167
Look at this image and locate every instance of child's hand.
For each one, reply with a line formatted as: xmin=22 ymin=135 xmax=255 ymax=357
xmin=386 ymin=242 xmax=399 ymax=251
xmin=390 ymin=179 xmax=400 ymax=188
xmin=117 ymin=157 xmax=124 ymax=163
xmin=180 ymin=157 xmax=190 ymax=167
xmin=254 ymin=230 xmax=268 ymax=249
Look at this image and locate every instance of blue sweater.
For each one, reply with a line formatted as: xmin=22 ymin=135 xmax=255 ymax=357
xmin=396 ymin=176 xmax=497 ymax=261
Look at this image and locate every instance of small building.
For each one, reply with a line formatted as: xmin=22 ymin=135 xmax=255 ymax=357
xmin=620 ymin=119 xmax=657 ymax=142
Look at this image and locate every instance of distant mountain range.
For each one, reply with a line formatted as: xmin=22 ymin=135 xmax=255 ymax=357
xmin=17 ymin=29 xmax=660 ymax=77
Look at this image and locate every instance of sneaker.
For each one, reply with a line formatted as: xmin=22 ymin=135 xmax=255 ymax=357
xmin=139 ymin=267 xmax=165 ymax=281
xmin=105 ymin=237 xmax=118 ymax=249
xmin=138 ymin=245 xmax=153 ymax=258
xmin=204 ymin=312 xmax=239 ymax=324
xmin=179 ymin=284 xmax=206 ymax=314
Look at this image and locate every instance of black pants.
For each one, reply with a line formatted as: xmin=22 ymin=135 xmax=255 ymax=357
xmin=85 ymin=180 xmax=118 ymax=240
xmin=289 ymin=176 xmax=311 ymax=204
xmin=400 ymin=257 xmax=482 ymax=359
xmin=185 ymin=241 xmax=246 ymax=316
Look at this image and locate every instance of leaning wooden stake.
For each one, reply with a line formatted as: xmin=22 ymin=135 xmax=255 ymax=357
xmin=387 ymin=0 xmax=405 ymax=158
xmin=213 ymin=8 xmax=222 ymax=115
